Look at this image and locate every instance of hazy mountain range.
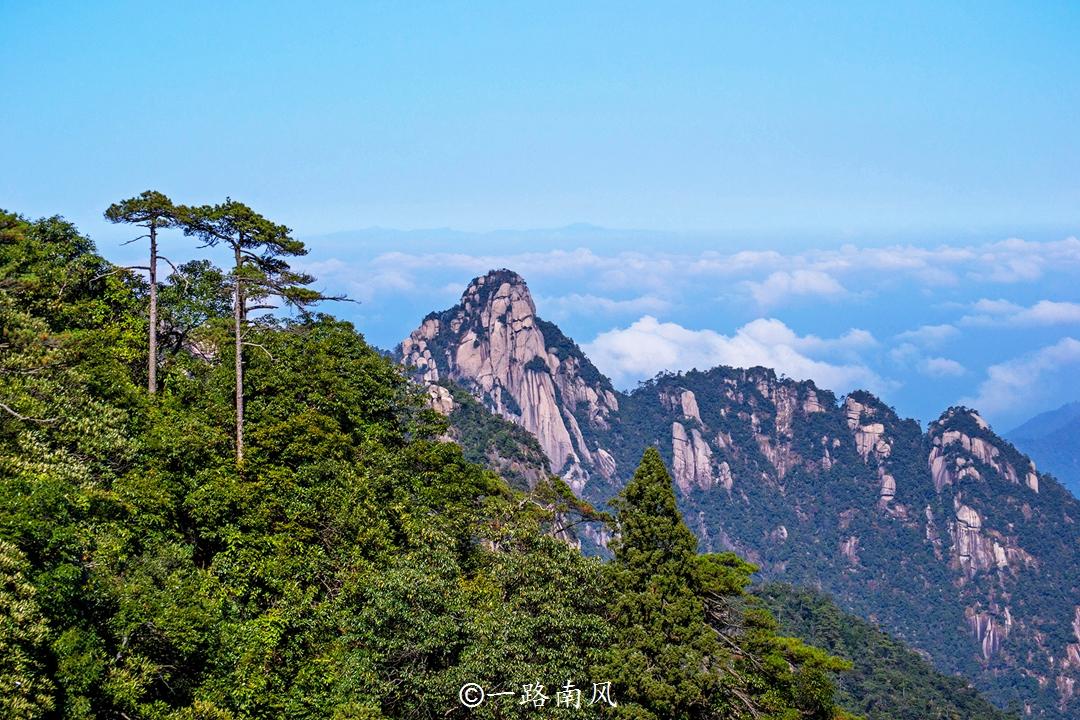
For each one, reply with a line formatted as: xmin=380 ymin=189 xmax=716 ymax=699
xmin=1009 ymin=402 xmax=1080 ymax=498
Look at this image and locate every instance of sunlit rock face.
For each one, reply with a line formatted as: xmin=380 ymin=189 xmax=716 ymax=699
xmin=929 ymin=408 xmax=1040 ymax=494
xmin=400 ymin=269 xmax=618 ymax=493
xmin=404 ymin=269 xmax=1080 ymax=718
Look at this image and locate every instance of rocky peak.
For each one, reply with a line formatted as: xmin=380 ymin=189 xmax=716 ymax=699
xmin=924 ymin=408 xmax=1042 ymax=584
xmin=645 ymin=368 xmax=842 ymax=492
xmin=842 ymin=391 xmax=904 ymax=505
xmin=843 ymin=391 xmax=894 ymax=458
xmin=400 ymin=269 xmax=618 ymax=492
xmin=928 ymin=407 xmax=1040 ymax=494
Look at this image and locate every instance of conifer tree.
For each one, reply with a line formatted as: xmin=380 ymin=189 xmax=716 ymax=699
xmin=605 ymin=448 xmax=848 ymax=720
xmin=605 ymin=446 xmax=720 ymax=719
xmin=104 ymin=191 xmax=181 ymax=393
xmin=180 ymin=199 xmax=337 ymax=463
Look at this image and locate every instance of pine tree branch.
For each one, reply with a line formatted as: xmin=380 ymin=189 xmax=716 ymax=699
xmin=156 ymin=255 xmax=184 ymax=281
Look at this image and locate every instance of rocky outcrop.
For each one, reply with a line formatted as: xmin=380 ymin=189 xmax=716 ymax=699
xmin=671 ymin=421 xmax=714 ymax=492
xmin=949 ymin=500 xmax=1034 ymax=578
xmin=928 ymin=407 xmax=1040 ymax=494
xmin=662 ymin=388 xmax=702 ymax=423
xmin=1063 ymin=608 xmax=1080 ymax=671
xmin=400 ymin=270 xmax=618 ymax=493
xmin=843 ymin=394 xmax=899 ymax=505
xmin=639 ymin=368 xmax=850 ymax=498
xmin=425 ymin=384 xmax=455 ymax=416
xmin=840 ymin=535 xmax=860 ymax=565
xmin=967 ymin=607 xmax=1013 ymax=660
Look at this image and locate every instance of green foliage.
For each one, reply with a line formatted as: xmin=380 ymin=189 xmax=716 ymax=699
xmin=523 ymin=355 xmax=549 ymax=374
xmin=178 ymin=197 xmax=344 ymax=463
xmin=758 ymin=584 xmax=1018 ymax=720
xmin=604 ymin=449 xmax=721 ymax=719
xmin=104 ymin=190 xmax=181 ymax=230
xmin=0 ymin=213 xmax=610 ymax=719
xmin=0 ymin=540 xmax=55 ymax=718
xmin=158 ymin=260 xmax=233 ymax=353
xmin=181 ymin=198 xmax=323 ymax=311
xmin=604 ymin=448 xmax=848 ymax=719
xmin=6 ymin=207 xmax=987 ymax=720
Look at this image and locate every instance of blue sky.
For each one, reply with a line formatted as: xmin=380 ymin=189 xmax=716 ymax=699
xmin=2 ymin=2 xmax=1079 ymax=429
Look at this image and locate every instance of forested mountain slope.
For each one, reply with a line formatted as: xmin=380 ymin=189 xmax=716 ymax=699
xmin=0 ymin=208 xmax=853 ymax=720
xmin=400 ymin=269 xmax=1080 ymax=718
xmin=758 ymin=584 xmax=1017 ymax=720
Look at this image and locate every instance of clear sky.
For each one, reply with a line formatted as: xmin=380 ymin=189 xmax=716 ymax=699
xmin=2 ymin=2 xmax=1079 ymax=430
xmin=3 ymin=1 xmax=1078 ymax=235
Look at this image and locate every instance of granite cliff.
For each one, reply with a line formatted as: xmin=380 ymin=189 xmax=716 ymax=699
xmin=400 ymin=269 xmax=1080 ymax=717
xmin=399 ymin=269 xmax=619 ymax=492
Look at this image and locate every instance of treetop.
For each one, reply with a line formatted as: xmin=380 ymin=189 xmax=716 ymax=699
xmin=104 ymin=190 xmax=180 ymax=226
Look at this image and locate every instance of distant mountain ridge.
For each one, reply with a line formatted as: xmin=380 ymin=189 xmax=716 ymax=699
xmin=398 ymin=269 xmax=1080 ymax=717
xmin=1010 ymin=402 xmax=1080 ymax=440
xmin=1008 ymin=402 xmax=1080 ymax=497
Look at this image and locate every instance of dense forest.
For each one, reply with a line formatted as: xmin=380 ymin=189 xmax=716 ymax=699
xmin=0 ymin=201 xmax=857 ymax=719
xmin=757 ymin=585 xmax=1016 ymax=720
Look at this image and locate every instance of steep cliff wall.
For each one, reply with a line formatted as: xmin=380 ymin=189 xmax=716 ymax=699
xmin=400 ymin=270 xmax=618 ymax=492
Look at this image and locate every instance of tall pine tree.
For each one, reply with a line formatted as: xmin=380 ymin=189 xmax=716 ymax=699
xmin=180 ymin=199 xmax=337 ymax=464
xmin=604 ymin=447 xmax=851 ymax=720
xmin=104 ymin=190 xmax=182 ymax=394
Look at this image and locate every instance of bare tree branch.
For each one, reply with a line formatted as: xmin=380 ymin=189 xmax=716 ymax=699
xmin=0 ymin=401 xmax=57 ymax=424
xmin=155 ymin=255 xmax=190 ymax=290
xmin=242 ymin=342 xmax=275 ymax=360
xmin=91 ymin=265 xmax=150 ymax=282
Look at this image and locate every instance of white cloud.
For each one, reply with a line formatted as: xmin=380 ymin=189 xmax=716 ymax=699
xmin=1018 ymin=301 xmax=1080 ymax=325
xmin=297 ymin=257 xmax=414 ymax=303
xmin=582 ymin=316 xmax=886 ymax=394
xmin=961 ymin=299 xmax=1080 ymax=327
xmin=689 ymin=250 xmax=787 ymax=275
xmin=745 ymin=270 xmax=846 ymax=308
xmin=918 ymin=357 xmax=966 ymax=378
xmin=895 ymin=323 xmax=958 ymax=347
xmin=962 ymin=337 xmax=1080 ymax=417
xmin=888 ymin=342 xmax=921 ymax=365
xmin=354 ymin=235 xmax=1080 ymax=308
xmin=971 ymin=298 xmax=1023 ymax=315
xmin=536 ymin=293 xmax=672 ymax=318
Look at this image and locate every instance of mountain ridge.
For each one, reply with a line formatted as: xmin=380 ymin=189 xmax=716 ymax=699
xmin=399 ymin=268 xmax=1080 ymax=718
xmin=1008 ymin=402 xmax=1080 ymax=498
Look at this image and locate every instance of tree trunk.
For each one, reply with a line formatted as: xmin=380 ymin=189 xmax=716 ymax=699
xmin=148 ymin=223 xmax=158 ymax=394
xmin=234 ymin=245 xmax=244 ymax=465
